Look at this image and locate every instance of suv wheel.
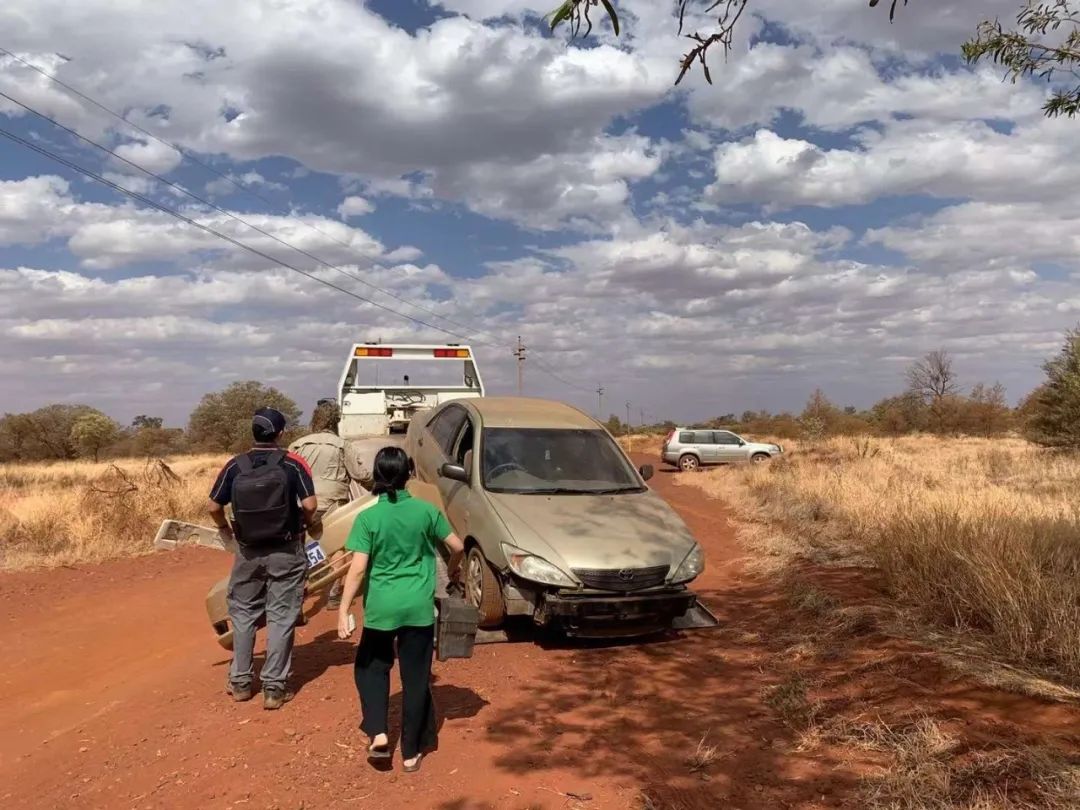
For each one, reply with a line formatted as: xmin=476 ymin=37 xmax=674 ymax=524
xmin=678 ymin=454 xmax=700 ymax=472
xmin=750 ymin=453 xmax=770 ymax=464
xmin=465 ymin=546 xmax=506 ymax=629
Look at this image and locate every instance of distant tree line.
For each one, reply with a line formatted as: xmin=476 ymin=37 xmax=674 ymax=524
xmin=0 ymin=381 xmax=304 ymax=463
xmin=5 ymin=327 xmax=1080 ymax=462
xmin=620 ymin=327 xmax=1080 ymax=449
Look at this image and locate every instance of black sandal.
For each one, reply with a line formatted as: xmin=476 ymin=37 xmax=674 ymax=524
xmin=367 ymin=741 xmax=391 ymax=760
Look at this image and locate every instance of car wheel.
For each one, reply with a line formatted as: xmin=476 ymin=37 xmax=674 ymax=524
xmin=750 ymin=453 xmax=770 ymax=464
xmin=678 ymin=454 xmax=700 ymax=472
xmin=465 ymin=546 xmax=506 ymax=629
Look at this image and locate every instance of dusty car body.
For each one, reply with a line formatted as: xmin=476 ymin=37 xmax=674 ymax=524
xmin=405 ymin=397 xmax=709 ymax=638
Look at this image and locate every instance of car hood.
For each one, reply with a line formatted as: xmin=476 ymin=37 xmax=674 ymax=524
xmin=485 ymin=489 xmax=698 ymax=577
xmin=746 ymin=441 xmax=780 ymax=452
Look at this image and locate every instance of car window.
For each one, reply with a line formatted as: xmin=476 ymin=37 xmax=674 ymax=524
xmin=713 ymin=431 xmax=742 ymax=446
xmin=452 ymin=418 xmax=474 ymax=466
xmin=692 ymin=431 xmax=715 ymax=445
xmin=482 ymin=428 xmax=642 ymax=494
xmin=678 ymin=432 xmax=695 ymax=444
xmin=427 ymin=405 xmax=468 ymax=456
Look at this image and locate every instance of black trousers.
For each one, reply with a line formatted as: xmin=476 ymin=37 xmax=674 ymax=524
xmin=354 ymin=624 xmax=437 ymax=759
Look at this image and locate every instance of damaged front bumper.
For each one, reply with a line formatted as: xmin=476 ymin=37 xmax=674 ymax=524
xmin=538 ymin=588 xmax=717 ymax=638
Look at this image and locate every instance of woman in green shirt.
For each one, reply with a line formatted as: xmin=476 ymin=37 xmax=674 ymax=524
xmin=336 ymin=447 xmax=464 ymax=772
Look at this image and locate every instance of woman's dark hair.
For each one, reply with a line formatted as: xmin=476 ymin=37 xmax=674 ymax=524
xmin=372 ymin=446 xmax=412 ymax=502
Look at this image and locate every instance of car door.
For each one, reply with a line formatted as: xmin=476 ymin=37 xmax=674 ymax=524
xmin=439 ymin=414 xmax=478 ymax=533
xmin=416 ymin=404 xmax=468 ymax=483
xmin=689 ymin=430 xmax=716 ymax=464
xmin=712 ymin=430 xmax=746 ymax=463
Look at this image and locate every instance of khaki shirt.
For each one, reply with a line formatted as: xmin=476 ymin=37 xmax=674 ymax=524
xmin=288 ymin=432 xmax=373 ymax=505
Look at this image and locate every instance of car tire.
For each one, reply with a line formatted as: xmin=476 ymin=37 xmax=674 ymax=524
xmin=678 ymin=454 xmax=700 ymax=472
xmin=465 ymin=546 xmax=506 ymax=629
xmin=750 ymin=453 xmax=770 ymax=464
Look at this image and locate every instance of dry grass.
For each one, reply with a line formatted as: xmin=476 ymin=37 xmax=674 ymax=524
xmin=685 ymin=733 xmax=722 ymax=773
xmin=822 ymin=715 xmax=1080 ymax=809
xmin=762 ymin=672 xmax=823 ymax=730
xmin=0 ymin=454 xmax=226 ymax=569
xmin=680 ymin=436 xmax=1080 ymax=680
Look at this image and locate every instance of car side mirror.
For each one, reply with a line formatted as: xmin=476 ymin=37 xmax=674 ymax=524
xmin=738 ymin=439 xmax=746 ymax=446
xmin=639 ymin=464 xmax=654 ymax=481
xmin=439 ymin=463 xmax=470 ymax=484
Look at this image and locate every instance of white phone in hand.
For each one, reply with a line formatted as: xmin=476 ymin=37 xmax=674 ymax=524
xmin=347 ymin=613 xmax=356 ymax=634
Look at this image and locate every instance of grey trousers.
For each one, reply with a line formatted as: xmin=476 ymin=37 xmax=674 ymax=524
xmin=227 ymin=542 xmax=307 ymax=691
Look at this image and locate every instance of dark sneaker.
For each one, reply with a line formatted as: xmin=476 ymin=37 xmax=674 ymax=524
xmin=227 ymin=682 xmax=254 ymax=702
xmin=262 ymin=687 xmax=295 ymax=710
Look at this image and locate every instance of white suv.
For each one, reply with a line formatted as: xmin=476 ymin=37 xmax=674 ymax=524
xmin=662 ymin=429 xmax=783 ymax=472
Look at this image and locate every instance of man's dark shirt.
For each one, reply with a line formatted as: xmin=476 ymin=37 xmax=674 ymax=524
xmin=210 ymin=445 xmax=316 ymax=538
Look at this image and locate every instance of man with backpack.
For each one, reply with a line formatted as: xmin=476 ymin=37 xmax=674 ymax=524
xmin=207 ymin=407 xmax=317 ymax=710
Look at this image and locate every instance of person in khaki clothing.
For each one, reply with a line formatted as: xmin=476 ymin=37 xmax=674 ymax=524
xmin=289 ymin=400 xmax=374 ymax=609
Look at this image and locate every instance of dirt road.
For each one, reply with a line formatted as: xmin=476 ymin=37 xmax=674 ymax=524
xmin=3 ymin=463 xmax=1078 ymax=809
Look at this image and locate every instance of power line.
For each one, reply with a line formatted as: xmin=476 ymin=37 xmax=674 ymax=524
xmin=0 ymin=86 xmax=505 ymax=346
xmin=0 ymin=123 xmax=497 ymax=342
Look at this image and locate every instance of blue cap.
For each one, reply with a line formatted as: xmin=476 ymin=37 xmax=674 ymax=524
xmin=252 ymin=407 xmax=287 ymax=441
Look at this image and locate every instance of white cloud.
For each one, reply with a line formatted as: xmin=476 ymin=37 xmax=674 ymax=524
xmin=707 ymin=118 xmax=1080 ymax=209
xmin=0 ymin=174 xmax=402 ymax=270
xmin=1 ymin=2 xmax=668 ymax=195
xmin=865 ymin=202 xmax=1080 ymax=269
xmin=687 ymin=44 xmax=1045 ymax=132
xmin=111 ymin=137 xmax=183 ymax=175
xmin=337 ymin=195 xmax=375 ymax=219
xmin=430 ymin=133 xmax=662 ymax=229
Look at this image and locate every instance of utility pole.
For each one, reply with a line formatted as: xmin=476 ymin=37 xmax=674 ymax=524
xmin=640 ymin=407 xmax=645 ymax=428
xmin=596 ymin=384 xmax=605 ymax=418
xmin=513 ymin=336 xmax=527 ymax=396
xmin=625 ymin=401 xmax=631 ymax=434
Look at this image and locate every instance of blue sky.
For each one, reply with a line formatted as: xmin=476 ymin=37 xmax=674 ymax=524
xmin=1 ymin=0 xmax=1077 ymax=426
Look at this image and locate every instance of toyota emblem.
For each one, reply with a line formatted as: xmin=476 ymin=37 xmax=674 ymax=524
xmin=617 ymin=569 xmax=635 ymax=582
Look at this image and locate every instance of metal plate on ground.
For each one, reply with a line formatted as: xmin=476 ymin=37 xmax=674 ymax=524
xmin=153 ymin=519 xmax=238 ymax=553
xmin=670 ymin=599 xmax=721 ymax=630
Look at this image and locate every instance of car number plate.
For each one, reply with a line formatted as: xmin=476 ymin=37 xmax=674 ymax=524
xmin=304 ymin=541 xmax=328 ymax=567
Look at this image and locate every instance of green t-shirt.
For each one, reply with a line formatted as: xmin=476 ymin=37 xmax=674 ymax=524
xmin=345 ymin=490 xmax=453 ymax=630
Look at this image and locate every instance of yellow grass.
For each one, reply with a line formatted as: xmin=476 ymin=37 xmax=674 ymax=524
xmin=682 ymin=436 xmax=1080 ymax=679
xmin=0 ymin=454 xmax=227 ymax=569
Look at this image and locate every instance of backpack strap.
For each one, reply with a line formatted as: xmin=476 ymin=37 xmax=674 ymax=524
xmin=266 ymin=449 xmax=286 ymax=467
xmin=236 ymin=453 xmax=254 ymax=474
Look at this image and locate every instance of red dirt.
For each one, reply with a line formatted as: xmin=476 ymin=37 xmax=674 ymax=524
xmin=3 ymin=459 xmax=1079 ymax=809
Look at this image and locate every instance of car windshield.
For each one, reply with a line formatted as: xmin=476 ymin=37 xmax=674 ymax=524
xmin=482 ymin=428 xmax=644 ymax=494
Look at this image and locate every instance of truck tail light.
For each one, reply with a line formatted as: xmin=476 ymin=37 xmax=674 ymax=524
xmin=433 ymin=348 xmax=470 ymax=358
xmin=355 ymin=347 xmax=393 ymax=357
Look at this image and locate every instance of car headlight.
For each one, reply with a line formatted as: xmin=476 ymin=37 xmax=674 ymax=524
xmin=671 ymin=543 xmax=705 ymax=584
xmin=501 ymin=543 xmax=577 ymax=588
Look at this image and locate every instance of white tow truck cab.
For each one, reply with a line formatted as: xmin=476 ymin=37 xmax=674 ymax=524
xmin=337 ymin=343 xmax=485 ymax=439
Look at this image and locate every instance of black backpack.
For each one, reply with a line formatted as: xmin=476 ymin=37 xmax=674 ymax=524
xmin=231 ymin=450 xmax=293 ymax=546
